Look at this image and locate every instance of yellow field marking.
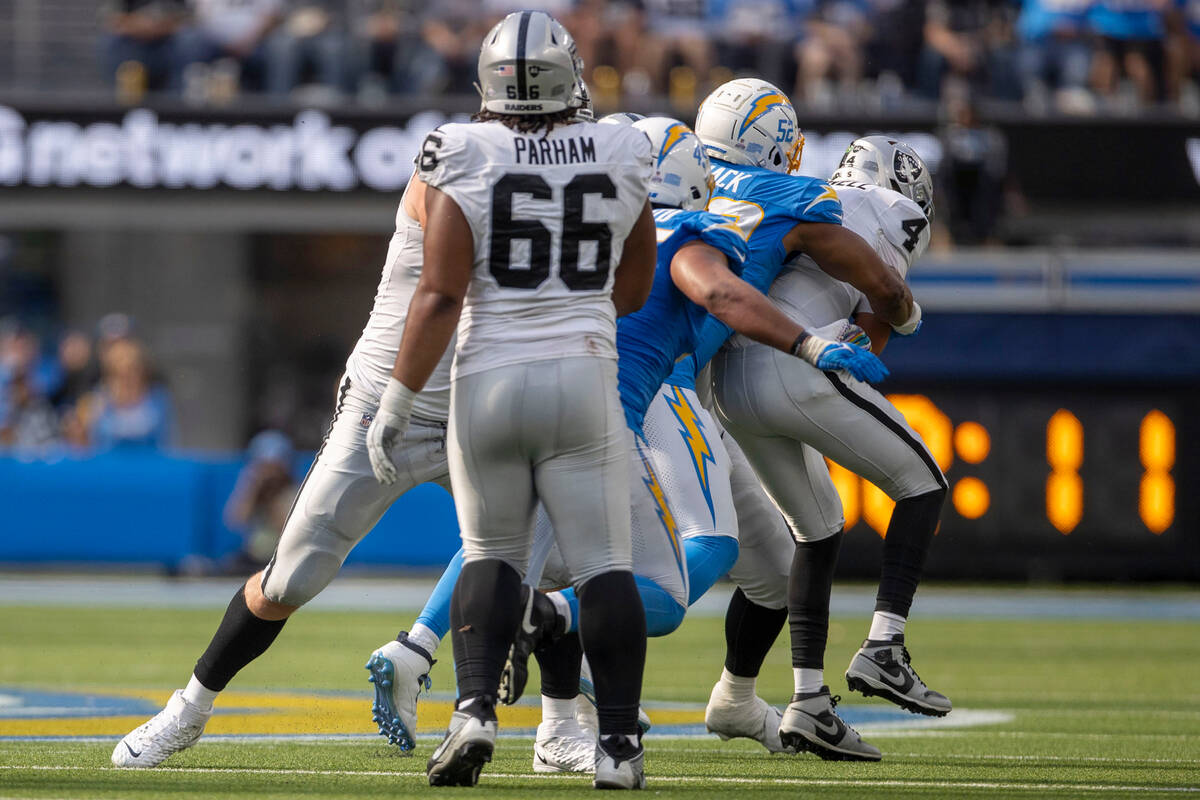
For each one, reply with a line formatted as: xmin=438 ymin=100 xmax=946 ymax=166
xmin=0 ymin=689 xmax=704 ymax=737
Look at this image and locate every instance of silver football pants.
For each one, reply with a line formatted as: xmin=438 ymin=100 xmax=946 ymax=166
xmin=448 ymin=357 xmax=633 ymax=585
xmin=713 ymin=345 xmax=946 ymax=543
xmin=261 ymin=376 xmax=450 ymax=606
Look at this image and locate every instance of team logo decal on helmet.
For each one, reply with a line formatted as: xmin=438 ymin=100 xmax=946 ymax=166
xmin=694 ymin=79 xmax=804 ymax=174
xmin=738 ymin=91 xmax=789 ymax=137
xmin=656 ymin=123 xmax=691 ymax=166
xmin=830 ymin=135 xmax=934 ymax=218
xmin=894 ymin=150 xmax=923 ymax=183
xmin=633 ymin=116 xmax=714 ymax=210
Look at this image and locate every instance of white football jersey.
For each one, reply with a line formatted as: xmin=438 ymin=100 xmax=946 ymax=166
xmin=344 ymin=178 xmax=454 ymax=422
xmin=749 ymin=182 xmax=929 ymax=337
xmin=418 ymin=120 xmax=653 ymax=380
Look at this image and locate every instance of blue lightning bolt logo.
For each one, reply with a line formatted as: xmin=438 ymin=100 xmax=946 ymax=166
xmin=663 ymin=386 xmax=716 ymax=525
xmin=636 ymin=438 xmax=684 ymax=574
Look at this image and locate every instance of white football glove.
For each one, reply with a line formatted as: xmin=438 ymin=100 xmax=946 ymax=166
xmin=367 ymin=378 xmax=417 ymax=485
xmin=891 ymin=300 xmax=922 ymax=336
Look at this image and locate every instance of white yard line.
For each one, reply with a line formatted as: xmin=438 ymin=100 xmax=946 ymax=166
xmin=0 ymin=764 xmax=1196 ymax=793
xmin=646 ymin=746 xmax=1200 ymax=765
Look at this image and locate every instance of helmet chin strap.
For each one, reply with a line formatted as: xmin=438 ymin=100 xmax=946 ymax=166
xmin=784 ymin=134 xmax=805 ymax=174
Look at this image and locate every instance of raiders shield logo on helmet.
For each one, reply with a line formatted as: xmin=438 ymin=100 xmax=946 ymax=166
xmin=893 ymin=150 xmax=923 ymax=183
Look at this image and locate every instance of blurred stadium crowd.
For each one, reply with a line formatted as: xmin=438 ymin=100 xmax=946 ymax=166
xmin=98 ymin=0 xmax=1200 ymax=113
xmin=0 ymin=311 xmax=298 ymax=571
xmin=0 ymin=313 xmax=171 ymax=457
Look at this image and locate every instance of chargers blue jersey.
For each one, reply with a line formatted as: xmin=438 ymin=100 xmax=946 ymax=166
xmin=666 ymin=160 xmax=844 ymax=389
xmin=615 ymin=208 xmax=748 ymax=430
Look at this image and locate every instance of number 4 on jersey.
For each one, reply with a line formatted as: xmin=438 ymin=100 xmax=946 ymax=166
xmin=901 ymin=217 xmax=927 ymax=253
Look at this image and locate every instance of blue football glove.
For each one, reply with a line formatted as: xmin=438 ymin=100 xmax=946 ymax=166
xmin=808 ymin=319 xmax=873 ymax=350
xmin=792 ymin=332 xmax=889 ymax=384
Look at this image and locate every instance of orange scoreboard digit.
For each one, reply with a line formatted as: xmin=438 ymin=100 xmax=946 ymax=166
xmin=826 ymin=391 xmax=1186 ymax=542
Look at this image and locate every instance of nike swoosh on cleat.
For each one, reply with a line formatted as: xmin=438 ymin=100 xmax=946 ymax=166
xmin=520 ymin=595 xmax=538 ymax=636
xmin=874 ymin=662 xmax=915 ymax=693
xmin=803 ymin=713 xmax=845 ymax=745
xmin=124 ymin=741 xmax=142 ymax=759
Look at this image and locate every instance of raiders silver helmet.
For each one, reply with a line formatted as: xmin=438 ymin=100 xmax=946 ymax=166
xmin=478 ymin=11 xmax=582 ymax=115
xmin=831 ymin=135 xmax=935 ymax=218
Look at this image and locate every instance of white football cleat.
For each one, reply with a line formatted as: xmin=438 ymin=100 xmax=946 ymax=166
xmin=426 ymin=699 xmax=497 ymax=787
xmin=366 ymin=632 xmax=435 ymax=753
xmin=705 ymin=682 xmax=794 ymax=754
xmin=111 ymin=690 xmax=212 ymax=768
xmin=533 ymin=717 xmax=596 ymax=773
xmin=593 ymin=734 xmax=646 ymax=790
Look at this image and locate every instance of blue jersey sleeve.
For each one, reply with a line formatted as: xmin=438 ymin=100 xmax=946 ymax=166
xmin=667 ymin=210 xmax=749 ymax=272
xmin=690 ymin=213 xmax=749 ymax=273
xmin=690 ymin=314 xmax=734 ymax=373
xmin=780 ymin=176 xmax=844 ymax=225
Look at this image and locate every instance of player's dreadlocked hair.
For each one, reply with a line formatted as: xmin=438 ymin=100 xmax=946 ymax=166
xmin=473 ymin=108 xmax=577 ymax=137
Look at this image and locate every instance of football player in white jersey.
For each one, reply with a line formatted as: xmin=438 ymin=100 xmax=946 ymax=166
xmin=364 ymin=11 xmax=656 ymax=789
xmin=109 ymin=21 xmax=600 ymax=779
xmin=710 ymin=135 xmax=952 ymax=761
xmin=110 ymin=128 xmax=465 ymax=774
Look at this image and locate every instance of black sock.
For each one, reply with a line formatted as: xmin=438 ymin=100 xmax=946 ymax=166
xmin=876 ymin=488 xmax=946 ymax=618
xmin=449 ymin=558 xmax=523 ymax=703
xmin=723 ymin=587 xmax=788 ymax=678
xmin=577 ymin=570 xmax=645 ymax=736
xmin=193 ymin=586 xmax=287 ymax=691
xmin=535 ymin=633 xmax=583 ymax=699
xmin=788 ymin=530 xmax=843 ymax=670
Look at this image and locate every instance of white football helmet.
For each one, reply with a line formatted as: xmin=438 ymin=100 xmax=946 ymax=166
xmin=632 ymin=117 xmax=714 ymax=211
xmin=598 ymin=112 xmax=646 ymax=126
xmin=694 ymin=78 xmax=803 ymax=174
xmin=478 ymin=11 xmax=581 ymax=115
xmin=831 ymin=135 xmax=935 ymax=218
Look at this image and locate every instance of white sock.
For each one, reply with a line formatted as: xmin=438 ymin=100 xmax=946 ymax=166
xmin=407 ymin=623 xmax=441 ymax=656
xmin=541 ymin=694 xmax=577 ymax=725
xmin=868 ymin=611 xmax=906 ymax=641
xmin=794 ymin=668 xmax=823 ymax=695
xmin=548 ymin=592 xmax=572 ymax=632
xmin=182 ymin=674 xmax=218 ymax=711
xmin=716 ymin=667 xmax=756 ymax=703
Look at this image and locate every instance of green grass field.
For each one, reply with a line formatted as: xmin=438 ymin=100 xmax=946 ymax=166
xmin=2 ymin=589 xmax=1199 ymax=798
